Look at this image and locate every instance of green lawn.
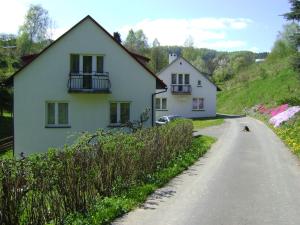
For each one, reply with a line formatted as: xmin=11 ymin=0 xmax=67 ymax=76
xmin=192 ymin=118 xmax=224 ymax=130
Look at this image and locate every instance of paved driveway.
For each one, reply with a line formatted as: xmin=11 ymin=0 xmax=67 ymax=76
xmin=113 ymin=117 xmax=300 ymax=225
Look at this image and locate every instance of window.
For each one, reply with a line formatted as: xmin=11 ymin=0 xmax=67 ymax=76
xmin=97 ymin=56 xmax=104 ymax=73
xmin=192 ymin=98 xmax=204 ymax=110
xmin=184 ymin=74 xmax=190 ymax=84
xmin=162 ymin=98 xmax=167 ymax=110
xmin=110 ymin=102 xmax=130 ymax=124
xmin=171 ymin=74 xmax=189 ymax=85
xmin=110 ymin=103 xmax=118 ymax=124
xmin=70 ymin=54 xmax=79 ymax=73
xmin=197 ymin=80 xmax=202 ymax=86
xmin=155 ymin=98 xmax=161 ymax=109
xmin=46 ymin=102 xmax=69 ymax=127
xmin=70 ymin=54 xmax=104 ymax=74
xmin=155 ymin=98 xmax=167 ymax=110
xmin=171 ymin=74 xmax=176 ymax=84
xmin=120 ymin=103 xmax=130 ymax=124
xmin=178 ymin=74 xmax=183 ymax=84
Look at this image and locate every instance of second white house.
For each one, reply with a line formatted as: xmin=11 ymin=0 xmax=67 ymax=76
xmin=155 ymin=53 xmax=220 ymax=119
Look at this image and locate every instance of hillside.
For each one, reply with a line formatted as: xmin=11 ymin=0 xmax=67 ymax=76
xmin=217 ymin=56 xmax=300 ymax=114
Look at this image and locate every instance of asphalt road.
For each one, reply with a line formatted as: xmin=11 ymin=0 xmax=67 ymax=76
xmin=113 ymin=117 xmax=300 ymax=225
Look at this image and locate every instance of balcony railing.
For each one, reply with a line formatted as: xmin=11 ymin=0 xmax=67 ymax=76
xmin=68 ymin=73 xmax=111 ymax=93
xmin=171 ymin=84 xmax=192 ymax=94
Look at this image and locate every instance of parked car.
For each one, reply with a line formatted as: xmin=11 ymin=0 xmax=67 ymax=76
xmin=155 ymin=115 xmax=182 ymax=125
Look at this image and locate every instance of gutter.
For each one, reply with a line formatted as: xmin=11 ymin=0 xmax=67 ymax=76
xmin=151 ymin=88 xmax=168 ymax=126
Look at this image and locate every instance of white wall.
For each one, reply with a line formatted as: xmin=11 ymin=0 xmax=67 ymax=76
xmin=14 ymin=18 xmax=156 ymax=155
xmin=156 ymin=57 xmax=216 ymax=119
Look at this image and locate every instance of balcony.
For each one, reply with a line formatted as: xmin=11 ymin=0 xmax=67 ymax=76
xmin=171 ymin=84 xmax=192 ymax=95
xmin=68 ymin=73 xmax=111 ymax=93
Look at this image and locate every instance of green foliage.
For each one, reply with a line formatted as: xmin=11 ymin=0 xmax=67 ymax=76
xmin=283 ymin=0 xmax=300 ymax=21
xmin=0 ymin=119 xmax=196 ymax=224
xmin=278 ymin=96 xmax=300 ymax=106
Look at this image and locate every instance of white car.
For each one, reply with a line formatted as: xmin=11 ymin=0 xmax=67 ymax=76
xmin=155 ymin=115 xmax=182 ymax=125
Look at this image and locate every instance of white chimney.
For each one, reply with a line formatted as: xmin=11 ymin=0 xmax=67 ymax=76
xmin=169 ymin=53 xmax=178 ymax=64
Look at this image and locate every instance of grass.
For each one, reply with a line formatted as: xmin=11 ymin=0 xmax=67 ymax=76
xmin=217 ymin=57 xmax=300 ymax=115
xmin=192 ymin=118 xmax=224 ymax=130
xmin=63 ymin=135 xmax=216 ymax=225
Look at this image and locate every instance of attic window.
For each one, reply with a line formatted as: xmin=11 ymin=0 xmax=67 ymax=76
xmin=180 ymin=62 xmax=182 ymax=65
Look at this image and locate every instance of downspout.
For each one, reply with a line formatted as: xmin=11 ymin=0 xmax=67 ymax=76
xmin=151 ymin=88 xmax=168 ymax=126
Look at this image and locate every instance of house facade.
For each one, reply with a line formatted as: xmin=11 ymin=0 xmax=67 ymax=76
xmin=12 ymin=16 xmax=165 ymax=155
xmin=155 ymin=54 xmax=219 ymax=119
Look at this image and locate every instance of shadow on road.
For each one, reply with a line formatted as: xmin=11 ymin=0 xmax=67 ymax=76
xmin=141 ymin=189 xmax=176 ymax=210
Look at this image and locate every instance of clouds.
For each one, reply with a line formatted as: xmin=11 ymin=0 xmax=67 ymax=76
xmin=118 ymin=18 xmax=252 ymax=51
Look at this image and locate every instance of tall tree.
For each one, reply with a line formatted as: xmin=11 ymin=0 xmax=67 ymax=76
xmin=150 ymin=38 xmax=165 ymax=72
xmin=182 ymin=35 xmax=197 ymax=61
xmin=17 ymin=4 xmax=52 ymax=56
xmin=283 ymin=0 xmax=300 ymax=21
xmin=124 ymin=29 xmax=149 ymax=54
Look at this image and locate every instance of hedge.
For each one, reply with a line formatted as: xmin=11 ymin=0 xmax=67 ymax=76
xmin=0 ymin=119 xmax=193 ymax=225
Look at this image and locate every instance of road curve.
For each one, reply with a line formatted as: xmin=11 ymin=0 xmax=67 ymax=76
xmin=113 ymin=117 xmax=300 ymax=225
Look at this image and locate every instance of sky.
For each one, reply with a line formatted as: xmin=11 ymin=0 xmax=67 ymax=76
xmin=0 ymin=0 xmax=292 ymax=52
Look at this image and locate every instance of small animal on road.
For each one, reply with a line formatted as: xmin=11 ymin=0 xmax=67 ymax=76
xmin=243 ymin=125 xmax=250 ymax=132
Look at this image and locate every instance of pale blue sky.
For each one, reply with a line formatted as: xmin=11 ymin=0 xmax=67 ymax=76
xmin=1 ymin=0 xmax=291 ymax=52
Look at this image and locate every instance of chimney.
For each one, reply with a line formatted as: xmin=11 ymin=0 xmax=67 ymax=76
xmin=169 ymin=53 xmax=178 ymax=64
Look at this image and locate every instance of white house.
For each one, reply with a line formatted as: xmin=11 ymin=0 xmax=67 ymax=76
xmin=11 ymin=15 xmax=166 ymax=155
xmin=155 ymin=54 xmax=220 ymax=119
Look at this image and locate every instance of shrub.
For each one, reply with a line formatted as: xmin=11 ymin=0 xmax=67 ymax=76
xmin=0 ymin=119 xmax=193 ymax=225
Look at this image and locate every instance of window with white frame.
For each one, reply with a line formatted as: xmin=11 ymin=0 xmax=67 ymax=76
xmin=192 ymin=98 xmax=204 ymax=110
xmin=197 ymin=80 xmax=202 ymax=86
xmin=171 ymin=73 xmax=190 ymax=84
xmin=155 ymin=98 xmax=167 ymax=110
xmin=110 ymin=102 xmax=130 ymax=124
xmin=46 ymin=102 xmax=69 ymax=127
xmin=70 ymin=54 xmax=104 ymax=74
